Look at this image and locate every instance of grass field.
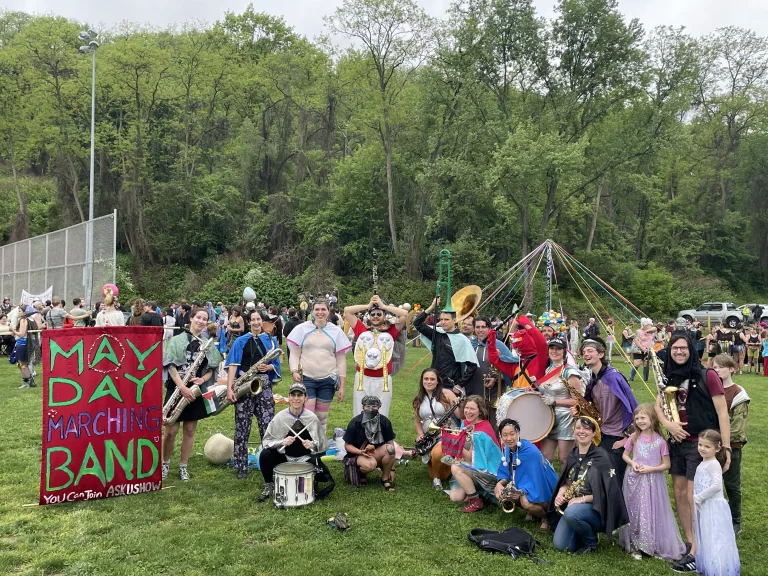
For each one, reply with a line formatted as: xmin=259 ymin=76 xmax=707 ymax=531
xmin=0 ymin=347 xmax=762 ymax=576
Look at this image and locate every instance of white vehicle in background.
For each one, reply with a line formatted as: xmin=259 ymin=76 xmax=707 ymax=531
xmin=678 ymin=302 xmax=741 ymax=328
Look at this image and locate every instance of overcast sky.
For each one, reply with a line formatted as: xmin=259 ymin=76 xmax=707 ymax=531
xmin=5 ymin=0 xmax=768 ymax=39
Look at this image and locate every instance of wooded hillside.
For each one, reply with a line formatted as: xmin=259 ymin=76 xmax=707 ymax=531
xmin=1 ymin=1 xmax=767 ymax=314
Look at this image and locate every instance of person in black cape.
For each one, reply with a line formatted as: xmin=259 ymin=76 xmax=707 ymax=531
xmin=549 ymin=416 xmax=629 ymax=554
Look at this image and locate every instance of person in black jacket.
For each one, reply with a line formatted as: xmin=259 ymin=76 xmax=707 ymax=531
xmin=140 ymin=301 xmax=164 ymax=327
xmin=413 ymin=297 xmax=477 ymax=396
xmin=282 ymin=308 xmax=301 ymax=362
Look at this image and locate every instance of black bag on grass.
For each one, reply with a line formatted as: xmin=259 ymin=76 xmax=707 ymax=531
xmin=468 ymin=527 xmax=538 ymax=559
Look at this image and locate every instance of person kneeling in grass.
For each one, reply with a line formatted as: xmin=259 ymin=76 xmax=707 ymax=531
xmin=343 ymin=396 xmax=397 ymax=491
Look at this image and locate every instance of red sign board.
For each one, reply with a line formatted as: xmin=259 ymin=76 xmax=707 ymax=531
xmin=40 ymin=327 xmax=164 ymax=505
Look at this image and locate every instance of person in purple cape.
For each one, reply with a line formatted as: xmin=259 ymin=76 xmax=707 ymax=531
xmin=579 ymin=337 xmax=638 ymax=484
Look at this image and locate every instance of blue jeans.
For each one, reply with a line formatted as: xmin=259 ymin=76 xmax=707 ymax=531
xmin=553 ymin=503 xmax=604 ymax=551
xmin=303 ymin=376 xmax=337 ymax=403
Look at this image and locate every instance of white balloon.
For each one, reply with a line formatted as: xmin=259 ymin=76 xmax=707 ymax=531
xmin=243 ymin=287 xmax=256 ymax=301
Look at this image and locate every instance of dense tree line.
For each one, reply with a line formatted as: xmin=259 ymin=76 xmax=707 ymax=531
xmin=1 ymin=0 xmax=767 ymax=314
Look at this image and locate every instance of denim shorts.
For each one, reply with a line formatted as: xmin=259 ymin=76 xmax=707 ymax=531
xmin=303 ymin=375 xmax=337 ymax=403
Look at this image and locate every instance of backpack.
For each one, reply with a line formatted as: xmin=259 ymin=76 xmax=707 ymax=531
xmin=468 ymin=527 xmax=542 ymax=560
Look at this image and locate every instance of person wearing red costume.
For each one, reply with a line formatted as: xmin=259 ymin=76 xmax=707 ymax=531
xmin=487 ymin=316 xmax=549 ymax=387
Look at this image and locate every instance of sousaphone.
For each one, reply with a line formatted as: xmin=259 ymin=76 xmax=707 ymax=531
xmin=451 ymin=285 xmax=482 ymax=322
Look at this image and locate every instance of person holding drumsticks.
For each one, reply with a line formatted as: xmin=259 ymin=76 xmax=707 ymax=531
xmin=535 ymin=339 xmax=579 ymax=471
xmin=342 ymin=396 xmax=397 ymax=491
xmin=257 ymin=382 xmax=328 ymax=503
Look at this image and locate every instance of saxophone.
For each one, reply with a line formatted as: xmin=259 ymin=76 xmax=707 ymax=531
xmin=162 ymin=337 xmax=215 ymax=425
xmin=500 ymin=482 xmax=524 ymax=513
xmin=560 ymin=366 xmax=601 ymax=424
xmin=556 ymin=461 xmax=592 ymax=514
xmin=413 ymin=391 xmax=465 ymax=455
xmin=211 ymin=345 xmax=283 ymax=411
xmin=649 ymin=349 xmax=680 ymax=424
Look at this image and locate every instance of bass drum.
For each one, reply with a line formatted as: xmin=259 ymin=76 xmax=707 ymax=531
xmin=496 ymin=388 xmax=554 ymax=442
xmin=274 ymin=462 xmax=315 ymax=508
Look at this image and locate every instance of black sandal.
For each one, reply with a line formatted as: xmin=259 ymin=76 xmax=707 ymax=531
xmin=381 ymin=476 xmax=396 ymax=492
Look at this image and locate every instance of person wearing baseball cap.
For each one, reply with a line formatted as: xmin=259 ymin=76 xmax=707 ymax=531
xmin=257 ymin=380 xmax=329 ymax=503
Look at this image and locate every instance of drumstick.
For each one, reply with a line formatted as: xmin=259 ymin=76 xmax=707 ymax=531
xmin=278 ymin=423 xmax=312 ymax=454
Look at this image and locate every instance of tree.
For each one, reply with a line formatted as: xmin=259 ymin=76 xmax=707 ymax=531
xmin=327 ymin=0 xmax=434 ymax=253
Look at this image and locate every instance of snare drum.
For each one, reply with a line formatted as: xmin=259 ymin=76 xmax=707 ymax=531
xmin=273 ymin=462 xmax=315 ymax=508
xmin=496 ymin=388 xmax=554 ymax=442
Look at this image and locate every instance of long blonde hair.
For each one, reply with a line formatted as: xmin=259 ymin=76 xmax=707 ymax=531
xmin=629 ymin=403 xmax=663 ymax=447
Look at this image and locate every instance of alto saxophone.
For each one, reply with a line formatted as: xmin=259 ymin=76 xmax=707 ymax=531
xmin=561 ymin=366 xmax=601 ymax=424
xmin=163 ymin=337 xmax=215 ymax=425
xmin=556 ymin=461 xmax=592 ymax=514
xmin=500 ymin=482 xmax=524 ymax=513
xmin=649 ymin=349 xmax=680 ymax=424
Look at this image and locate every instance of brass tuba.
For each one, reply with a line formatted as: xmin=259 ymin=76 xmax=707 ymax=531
xmin=452 ymin=285 xmax=483 ymax=322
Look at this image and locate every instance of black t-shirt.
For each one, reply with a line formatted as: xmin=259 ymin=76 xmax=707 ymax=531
xmin=343 ymin=413 xmax=396 ymax=448
xmin=140 ymin=312 xmax=164 ymax=327
xmin=165 ymin=336 xmax=208 ymax=390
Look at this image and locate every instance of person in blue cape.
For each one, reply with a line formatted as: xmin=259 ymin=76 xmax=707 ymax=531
xmin=494 ymin=418 xmax=559 ymax=531
xmin=413 ymin=296 xmax=478 ymax=395
xmin=225 ymin=309 xmax=282 ymax=479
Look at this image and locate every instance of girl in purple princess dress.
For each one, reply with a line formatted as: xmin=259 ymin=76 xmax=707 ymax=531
xmin=619 ymin=403 xmax=686 ymax=561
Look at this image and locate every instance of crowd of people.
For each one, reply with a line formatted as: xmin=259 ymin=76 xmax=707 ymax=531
xmin=6 ymin=289 xmax=748 ymax=575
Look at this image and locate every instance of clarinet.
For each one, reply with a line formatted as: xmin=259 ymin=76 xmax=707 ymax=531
xmin=372 ymin=248 xmax=378 ymax=295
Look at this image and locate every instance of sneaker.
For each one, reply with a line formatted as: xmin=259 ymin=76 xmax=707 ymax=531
xmin=178 ymin=467 xmax=190 ymax=481
xmin=258 ymin=483 xmax=274 ymax=503
xmin=432 ymin=478 xmax=443 ymax=491
xmin=17 ymin=382 xmax=30 ymax=389
xmin=29 ymin=377 xmax=37 ymax=387
xmin=161 ymin=462 xmax=169 ymax=480
xmin=575 ymin=546 xmax=597 ymax=555
xmin=632 ymin=552 xmax=643 ymax=560
xmin=461 ymin=497 xmax=483 ymax=513
xmin=672 ymin=554 xmax=696 ymax=573
xmin=236 ymin=471 xmax=248 ymax=480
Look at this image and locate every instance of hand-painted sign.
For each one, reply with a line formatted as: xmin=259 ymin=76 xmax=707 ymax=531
xmin=40 ymin=327 xmax=164 ymax=505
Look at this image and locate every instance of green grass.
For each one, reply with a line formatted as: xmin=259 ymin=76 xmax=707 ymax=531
xmin=0 ymin=349 xmax=762 ymax=576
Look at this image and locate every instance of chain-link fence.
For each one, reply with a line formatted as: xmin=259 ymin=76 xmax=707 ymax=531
xmin=0 ymin=211 xmax=116 ymax=307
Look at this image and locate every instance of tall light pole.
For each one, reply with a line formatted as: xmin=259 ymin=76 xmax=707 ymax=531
xmin=79 ymin=30 xmax=99 ymax=308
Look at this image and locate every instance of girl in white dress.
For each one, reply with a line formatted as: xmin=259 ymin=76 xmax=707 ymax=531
xmin=693 ymin=429 xmax=740 ymax=576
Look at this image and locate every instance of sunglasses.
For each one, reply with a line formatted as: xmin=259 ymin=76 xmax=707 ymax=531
xmin=370 ymin=312 xmax=384 ymax=317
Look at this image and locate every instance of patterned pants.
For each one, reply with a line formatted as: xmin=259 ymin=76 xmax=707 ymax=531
xmin=233 ymin=384 xmax=274 ymax=473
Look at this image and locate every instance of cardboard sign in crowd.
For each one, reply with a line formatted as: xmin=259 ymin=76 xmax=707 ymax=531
xmin=40 ymin=327 xmax=164 ymax=505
